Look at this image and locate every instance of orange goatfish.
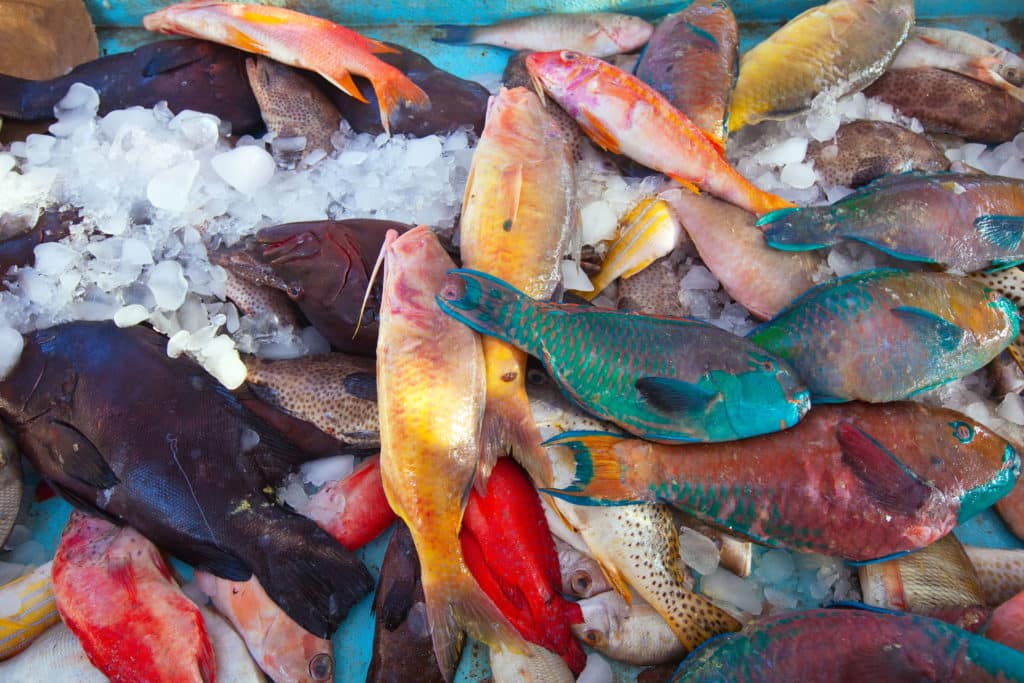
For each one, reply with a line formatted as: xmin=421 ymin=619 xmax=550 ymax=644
xmin=377 ymin=226 xmax=525 ymax=681
xmin=143 ymin=1 xmax=429 ymax=135
xmin=525 ymin=50 xmax=794 ymax=217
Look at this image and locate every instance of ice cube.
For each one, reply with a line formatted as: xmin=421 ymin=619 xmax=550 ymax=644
xmin=147 ymin=160 xmax=200 ymax=212
xmin=577 ymin=652 xmax=613 ymax=683
xmin=764 ymin=586 xmax=799 ymax=609
xmin=211 ymin=146 xmax=275 ymax=195
xmin=33 ymin=242 xmax=78 ymax=276
xmin=100 ymin=107 xmax=157 ymax=138
xmin=404 ymin=136 xmax=443 ymax=167
xmin=147 ymin=260 xmax=189 ymax=311
xmin=0 ymin=327 xmax=24 ymax=380
xmin=114 ymin=304 xmax=151 ymax=327
xmin=580 ymin=201 xmax=619 ymax=246
xmin=780 ymin=161 xmax=817 ymax=189
xmin=679 ymin=527 xmax=721 ymax=575
xmin=755 ymin=137 xmax=808 ymax=167
xmin=756 ymin=549 xmax=796 ymax=583
xmin=998 ymin=393 xmax=1024 ymax=426
xmin=169 ymin=110 xmax=221 ymax=150
xmin=805 ymin=109 xmax=841 ymax=142
xmin=0 ymin=153 xmax=17 ymax=176
xmin=681 ymin=265 xmax=719 ymax=290
xmin=998 ymin=156 xmax=1024 ymax=181
xmin=24 ymin=135 xmax=56 ymax=165
xmin=701 ymin=568 xmax=763 ymax=615
xmin=300 ymin=455 xmax=355 ymax=487
xmin=561 ymin=260 xmax=593 ymax=292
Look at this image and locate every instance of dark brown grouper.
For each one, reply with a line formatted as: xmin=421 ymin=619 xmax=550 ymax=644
xmin=215 ymin=219 xmax=412 ymax=356
xmin=367 ymin=521 xmax=450 ymax=683
xmin=324 ymin=43 xmax=490 ymax=137
xmin=0 ymin=39 xmax=263 ymax=136
xmin=1 ymin=208 xmax=77 ymax=285
xmin=0 ymin=321 xmax=374 ymax=639
xmin=864 ymin=66 xmax=1024 ymax=143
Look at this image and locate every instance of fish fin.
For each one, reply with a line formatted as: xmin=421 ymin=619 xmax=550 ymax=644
xmin=1010 ymin=342 xmax=1024 ymax=374
xmin=241 ymin=509 xmax=374 ymax=638
xmin=141 ymin=46 xmax=204 ymax=78
xmin=44 ymin=419 xmax=119 ymax=490
xmin=541 ymin=431 xmax=647 ymax=504
xmin=592 ymin=554 xmax=634 ymax=603
xmin=480 ymin=386 xmax=553 ymax=488
xmin=836 ymin=422 xmax=933 ymax=516
xmin=432 ymin=24 xmax=479 ymax=45
xmin=108 ymin=555 xmax=139 ymax=603
xmin=976 ymin=215 xmax=1024 ymax=251
xmin=667 ymin=176 xmax=701 ymax=195
xmin=845 ymin=549 xmax=915 ymax=567
xmin=342 ymin=371 xmax=378 ymax=402
xmin=498 ymin=163 xmax=524 ymax=232
xmin=182 ymin=541 xmax=252 ymax=582
xmin=635 ymin=377 xmax=721 ymax=415
xmin=579 ymin=110 xmax=622 ymax=154
xmin=844 ymin=236 xmax=939 ymax=263
xmin=987 ymin=259 xmax=1024 ymax=272
xmin=755 ymin=206 xmax=800 ymax=227
xmin=967 ymin=56 xmax=1024 ymax=103
xmin=321 ymin=67 xmax=370 ymax=105
xmin=891 ymin=306 xmax=966 ymax=353
xmin=370 ymin=70 xmax=430 ymax=137
xmin=48 ymin=480 xmax=121 ymax=525
xmin=422 ymin=561 xmax=526 ymax=681
xmin=363 ymin=37 xmax=401 ymax=54
xmin=378 ymin=566 xmax=418 ymax=632
xmin=222 ymin=24 xmax=270 ymax=56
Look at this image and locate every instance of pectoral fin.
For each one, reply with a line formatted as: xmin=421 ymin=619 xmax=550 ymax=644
xmin=976 ymin=215 xmax=1024 ymax=251
xmin=891 ymin=306 xmax=965 ymax=353
xmin=636 ymin=377 xmax=721 ymax=415
xmin=321 ymin=68 xmax=369 ymax=104
xmin=223 ymin=25 xmax=270 ymax=56
xmin=498 ymin=164 xmax=524 ymax=232
xmin=45 ymin=419 xmax=119 ymax=490
xmin=580 ymin=110 xmax=621 ymax=154
xmin=836 ymin=422 xmax=932 ymax=516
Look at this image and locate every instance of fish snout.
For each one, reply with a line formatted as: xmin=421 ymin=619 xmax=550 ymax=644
xmin=958 ymin=442 xmax=1022 ymax=524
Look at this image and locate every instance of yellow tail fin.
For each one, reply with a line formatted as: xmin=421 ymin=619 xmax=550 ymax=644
xmin=371 ymin=69 xmax=430 ymax=136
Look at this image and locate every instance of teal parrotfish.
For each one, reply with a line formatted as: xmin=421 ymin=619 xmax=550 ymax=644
xmin=758 ymin=172 xmax=1024 ymax=272
xmin=436 ymin=269 xmax=809 ymax=444
xmin=747 ymin=269 xmax=1019 ymax=403
xmin=671 ymin=607 xmax=1024 ymax=682
xmin=543 ymin=401 xmax=1020 ymax=563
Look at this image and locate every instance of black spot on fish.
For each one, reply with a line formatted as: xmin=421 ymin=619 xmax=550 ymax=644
xmin=502 ymin=219 xmax=512 ymax=232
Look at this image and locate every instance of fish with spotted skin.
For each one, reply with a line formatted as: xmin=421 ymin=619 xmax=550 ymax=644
xmin=634 ymin=0 xmax=738 ymax=146
xmin=545 ymin=401 xmax=1020 ymax=563
xmin=969 ymin=267 xmax=1024 ymax=373
xmin=616 ymin=256 xmax=692 ymax=318
xmin=728 ymin=0 xmax=914 ymax=132
xmin=0 ymin=423 xmax=22 ymax=549
xmin=759 ymin=172 xmax=1024 ymax=273
xmin=457 ymin=85 xmax=577 ymax=486
xmin=747 ymin=269 xmax=1019 ymax=403
xmin=245 ymin=56 xmax=341 ymax=167
xmin=242 ymin=354 xmax=379 ymax=450
xmin=574 ymin=590 xmax=686 ymax=666
xmin=438 ymin=268 xmax=809 ymax=444
xmin=672 ymin=607 xmax=1024 ymax=682
xmin=965 ymin=545 xmax=1024 ymax=605
xmin=525 ymin=50 xmax=794 ymax=217
xmin=434 ymin=13 xmax=653 ymax=58
xmin=502 ymin=51 xmax=582 ymax=162
xmin=221 ymin=268 xmax=301 ymax=330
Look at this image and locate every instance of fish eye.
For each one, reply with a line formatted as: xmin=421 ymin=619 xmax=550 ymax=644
xmin=948 ymin=420 xmax=975 ymax=444
xmin=561 ymin=51 xmax=579 ymax=62
xmin=440 ymin=274 xmax=466 ymax=301
xmin=309 ymin=653 xmax=334 ymax=680
xmin=287 ymin=284 xmax=304 ymax=300
xmin=570 ymin=569 xmax=593 ymax=596
xmin=584 ymin=629 xmax=604 ymax=646
xmin=526 ymin=368 xmax=548 ymax=385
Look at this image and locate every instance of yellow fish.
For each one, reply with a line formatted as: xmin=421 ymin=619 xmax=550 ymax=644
xmin=729 ymin=0 xmax=914 ymax=132
xmin=0 ymin=563 xmax=60 ymax=660
xmin=377 ymin=226 xmax=524 ymax=681
xmin=459 ymin=86 xmax=577 ymax=487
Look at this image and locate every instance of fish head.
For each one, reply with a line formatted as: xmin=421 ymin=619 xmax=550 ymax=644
xmin=946 ymin=280 xmax=1020 ymax=350
xmin=705 ymin=350 xmax=810 ymax=439
xmin=524 ymin=50 xmax=601 ymax=111
xmin=380 ymin=225 xmax=453 ymax=333
xmin=604 ymin=14 xmax=655 ymax=53
xmin=210 ymin=239 xmax=288 ymax=291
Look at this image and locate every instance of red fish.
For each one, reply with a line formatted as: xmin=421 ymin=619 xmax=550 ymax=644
xmin=460 ymin=458 xmax=586 ymax=674
xmin=51 ymin=511 xmax=214 ymax=683
xmin=987 ymin=589 xmax=1024 ymax=652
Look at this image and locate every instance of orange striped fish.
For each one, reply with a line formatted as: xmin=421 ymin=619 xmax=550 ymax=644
xmin=526 ymin=50 xmax=793 ymax=216
xmin=143 ymin=1 xmax=429 ymax=135
xmin=0 ymin=563 xmax=60 ymax=661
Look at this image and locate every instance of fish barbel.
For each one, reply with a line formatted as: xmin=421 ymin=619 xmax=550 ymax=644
xmin=545 ymin=402 xmax=1020 ymax=562
xmin=377 ymin=226 xmax=524 ymax=680
xmin=728 ymin=0 xmax=914 ymax=132
xmin=748 ymin=269 xmax=1019 ymax=402
xmin=459 ymin=86 xmax=576 ymax=486
xmin=142 ymin=1 xmax=429 ymax=135
xmin=434 ymin=13 xmax=652 ymax=57
xmin=525 ymin=50 xmax=794 ymax=217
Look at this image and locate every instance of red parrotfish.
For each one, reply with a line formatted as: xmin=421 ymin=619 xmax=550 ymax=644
xmin=525 ymin=50 xmax=794 ymax=216
xmin=52 ymin=512 xmax=215 ymax=683
xmin=460 ymin=457 xmax=586 ymax=674
xmin=142 ymin=1 xmax=429 ymax=135
xmin=545 ymin=402 xmax=1020 ymax=563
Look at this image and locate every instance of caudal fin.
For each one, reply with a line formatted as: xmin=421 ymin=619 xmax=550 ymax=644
xmin=540 ymin=431 xmax=649 ymax=504
xmin=422 ymin=560 xmax=527 ymax=683
xmin=432 ymin=24 xmax=480 ymax=45
xmin=370 ymin=68 xmax=430 ymax=136
xmin=244 ymin=508 xmax=374 ymax=639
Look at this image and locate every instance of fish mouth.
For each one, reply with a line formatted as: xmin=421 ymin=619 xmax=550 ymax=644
xmin=957 ymin=442 xmax=1021 ymax=524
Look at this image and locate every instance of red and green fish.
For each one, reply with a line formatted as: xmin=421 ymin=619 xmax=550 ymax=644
xmin=544 ymin=402 xmax=1019 ymax=563
xmin=437 ymin=269 xmax=809 ymax=444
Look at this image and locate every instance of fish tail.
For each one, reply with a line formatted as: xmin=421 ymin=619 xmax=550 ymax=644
xmin=480 ymin=340 xmax=552 ymax=487
xmin=422 ymin=554 xmax=527 ymax=682
xmin=371 ymin=67 xmax=430 ymax=136
xmin=756 ymin=205 xmax=836 ymax=250
xmin=432 ymin=24 xmax=479 ymax=45
xmin=541 ymin=431 xmax=650 ymax=504
xmin=436 ymin=269 xmax=545 ymax=357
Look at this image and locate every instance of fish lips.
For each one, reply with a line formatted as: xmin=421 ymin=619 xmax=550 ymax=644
xmin=958 ymin=442 xmax=1021 ymax=524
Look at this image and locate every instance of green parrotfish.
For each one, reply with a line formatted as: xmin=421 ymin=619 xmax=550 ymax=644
xmin=437 ymin=269 xmax=809 ymax=444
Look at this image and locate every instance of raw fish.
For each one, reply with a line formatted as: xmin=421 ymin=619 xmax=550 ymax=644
xmin=865 ymin=67 xmax=1024 ymax=144
xmin=987 ymin=589 xmax=1024 ymax=652
xmin=438 ymin=269 xmax=809 ymax=443
xmin=554 ymin=538 xmax=612 ymax=599
xmin=616 ymin=257 xmax=691 ymax=318
xmin=458 ymin=86 xmax=576 ymax=486
xmin=806 ymin=120 xmax=950 ymax=188
xmin=0 ymin=321 xmax=374 ymax=638
xmin=489 ymin=643 xmax=574 ymax=683
xmin=0 ymin=563 xmax=58 ymax=660
xmin=969 ymin=266 xmax=1024 ymax=372
xmin=545 ymin=402 xmax=1020 ymax=562
xmin=52 ymin=512 xmax=215 ymax=683
xmin=964 ymin=545 xmax=1024 ymax=605
xmin=434 ymin=13 xmax=652 ymax=57
xmin=143 ymin=1 xmax=429 ymax=135
xmin=0 ymin=209 xmax=76 ymax=286
xmin=0 ymin=40 xmax=262 ymax=135
xmin=574 ymin=590 xmax=686 ymax=666
xmin=728 ymin=0 xmax=914 ymax=131
xmin=525 ymin=50 xmax=794 ymax=216
xmin=672 ymin=608 xmax=1024 ymax=681
xmin=747 ymin=269 xmax=1019 ymax=402
xmin=759 ymin=172 xmax=1024 ymax=272
xmin=377 ymin=227 xmax=524 ymax=680
xmin=221 ymin=270 xmax=300 ymax=329
xmin=634 ymin=0 xmax=738 ymax=145
xmin=503 ymin=51 xmax=583 ymax=161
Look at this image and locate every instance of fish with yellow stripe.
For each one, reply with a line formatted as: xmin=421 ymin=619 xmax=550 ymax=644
xmin=0 ymin=563 xmax=60 ymax=661
xmin=143 ymin=1 xmax=429 ymax=135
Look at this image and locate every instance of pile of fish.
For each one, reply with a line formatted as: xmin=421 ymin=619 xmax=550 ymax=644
xmin=0 ymin=0 xmax=1024 ymax=681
